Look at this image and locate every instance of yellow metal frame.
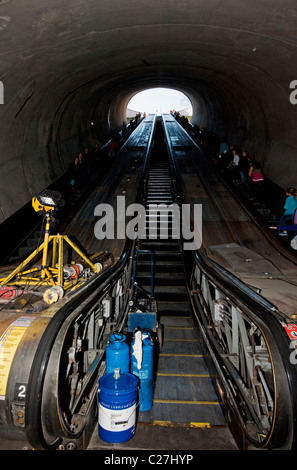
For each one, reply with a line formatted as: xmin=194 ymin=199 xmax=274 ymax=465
xmin=0 ymin=213 xmax=101 ymax=289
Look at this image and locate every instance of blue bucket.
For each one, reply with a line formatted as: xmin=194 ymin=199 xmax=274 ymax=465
xmin=98 ymin=369 xmax=139 ymax=443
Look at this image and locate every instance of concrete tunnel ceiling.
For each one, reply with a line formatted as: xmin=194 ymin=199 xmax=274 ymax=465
xmin=0 ymin=0 xmax=297 ymax=223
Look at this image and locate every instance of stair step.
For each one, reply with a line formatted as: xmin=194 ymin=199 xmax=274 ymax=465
xmin=26 ymin=238 xmax=40 ymax=248
xmin=137 ymin=261 xmax=184 ymax=272
xmin=257 ymin=208 xmax=270 ymax=215
xmin=18 ymin=246 xmax=34 ymax=256
xmin=157 ymin=300 xmax=191 ymax=315
xmin=138 ymin=250 xmax=182 ymax=258
xmin=142 ymin=284 xmax=187 ymax=294
xmin=141 ymin=241 xmax=180 ymax=250
xmin=136 ymin=272 xmax=186 ymax=285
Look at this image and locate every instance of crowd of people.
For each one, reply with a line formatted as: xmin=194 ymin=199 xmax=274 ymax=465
xmin=69 ymin=145 xmax=99 ymax=195
xmin=171 ymin=110 xmax=190 ymax=128
xmin=68 ymin=111 xmax=297 ymax=243
xmin=68 ymin=115 xmax=143 ymax=196
xmin=173 ymin=112 xmax=297 ymax=242
xmin=175 ymin=114 xmax=266 ymax=201
xmin=68 ymin=136 xmax=121 ymax=195
xmin=215 ymin=142 xmax=265 ymax=200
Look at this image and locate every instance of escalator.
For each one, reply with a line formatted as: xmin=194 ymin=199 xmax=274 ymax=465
xmin=123 ymin=116 xmax=297 ymax=451
xmin=1 ymin=115 xmax=297 ymax=451
xmin=131 ymin=121 xmax=230 ymax=437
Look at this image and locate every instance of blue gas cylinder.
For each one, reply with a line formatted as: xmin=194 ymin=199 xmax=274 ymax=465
xmin=131 ymin=331 xmax=154 ymax=412
xmin=106 ymin=333 xmax=129 ymax=375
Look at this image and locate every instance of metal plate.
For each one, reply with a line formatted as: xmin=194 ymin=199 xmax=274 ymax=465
xmin=209 ymin=243 xmax=283 ymax=278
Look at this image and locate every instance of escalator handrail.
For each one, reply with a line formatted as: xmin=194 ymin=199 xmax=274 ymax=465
xmin=161 ymin=114 xmax=294 ymax=321
xmin=162 ymin=114 xmax=297 ymax=449
xmin=25 ymin=115 xmax=157 ymax=450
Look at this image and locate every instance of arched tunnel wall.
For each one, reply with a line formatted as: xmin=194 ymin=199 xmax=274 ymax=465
xmin=0 ymin=1 xmax=297 ymax=224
